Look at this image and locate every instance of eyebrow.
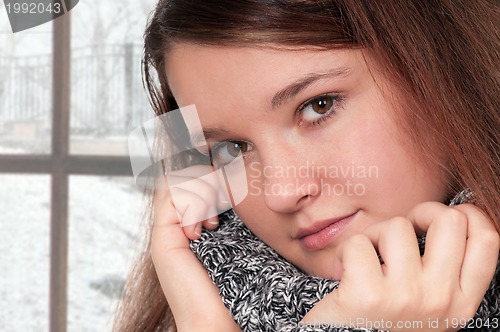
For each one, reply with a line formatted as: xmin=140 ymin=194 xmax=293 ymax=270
xmin=270 ymin=67 xmax=351 ymax=110
xmin=191 ymin=127 xmax=230 ymax=145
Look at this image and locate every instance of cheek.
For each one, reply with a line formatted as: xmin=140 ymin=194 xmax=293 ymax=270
xmin=345 ymin=113 xmax=447 ymax=216
xmin=232 ymin=195 xmax=283 ymax=248
xmin=231 ymin=165 xmax=269 ymax=233
xmin=231 ymin=165 xmax=291 ymax=248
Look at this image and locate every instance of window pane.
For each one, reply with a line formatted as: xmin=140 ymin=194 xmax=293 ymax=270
xmin=69 ymin=44 xmax=149 ymax=156
xmin=68 ymin=176 xmax=143 ymax=331
xmin=0 ymin=175 xmax=50 ymax=331
xmin=0 ymin=7 xmax=52 ymax=155
xmin=69 ymin=1 xmax=155 ymax=156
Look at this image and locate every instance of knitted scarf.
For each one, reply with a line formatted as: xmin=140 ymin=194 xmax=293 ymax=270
xmin=190 ymin=191 xmax=500 ymax=331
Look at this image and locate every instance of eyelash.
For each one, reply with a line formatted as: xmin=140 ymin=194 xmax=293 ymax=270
xmin=296 ymin=93 xmax=344 ymax=128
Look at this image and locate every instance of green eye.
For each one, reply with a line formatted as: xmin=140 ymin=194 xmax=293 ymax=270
xmin=211 ymin=141 xmax=250 ymax=167
xmin=226 ymin=142 xmax=248 ymax=157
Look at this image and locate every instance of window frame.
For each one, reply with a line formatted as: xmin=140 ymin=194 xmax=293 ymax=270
xmin=0 ymin=14 xmax=132 ymax=332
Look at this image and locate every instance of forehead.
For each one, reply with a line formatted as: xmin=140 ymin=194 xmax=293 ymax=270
xmin=164 ymin=44 xmax=369 ymax=108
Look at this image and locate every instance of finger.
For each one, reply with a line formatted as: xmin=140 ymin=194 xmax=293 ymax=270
xmin=453 ymin=204 xmax=499 ymax=298
xmin=183 ymin=216 xmax=220 ymax=240
xmin=154 ymin=177 xmax=208 ymax=240
xmin=170 ymin=184 xmax=217 ymax=219
xmin=362 ymin=217 xmax=422 ymax=279
xmin=169 ymin=173 xmax=226 ymax=237
xmin=169 ymin=186 xmax=216 ymax=238
xmin=155 ymin=174 xmax=216 ymax=239
xmin=203 ymin=215 xmax=220 ymax=231
xmin=184 ymin=221 xmax=203 ymax=240
xmin=167 ymin=165 xmax=231 ymax=212
xmin=335 ymin=234 xmax=383 ymax=283
xmin=407 ymin=202 xmax=467 ymax=281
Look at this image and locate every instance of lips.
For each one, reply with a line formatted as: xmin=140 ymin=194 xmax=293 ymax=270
xmin=297 ymin=211 xmax=358 ymax=251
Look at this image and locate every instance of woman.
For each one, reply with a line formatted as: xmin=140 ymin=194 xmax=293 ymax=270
xmin=114 ymin=1 xmax=499 ymax=331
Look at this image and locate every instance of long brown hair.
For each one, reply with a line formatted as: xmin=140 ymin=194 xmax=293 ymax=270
xmin=113 ymin=1 xmax=499 ymax=331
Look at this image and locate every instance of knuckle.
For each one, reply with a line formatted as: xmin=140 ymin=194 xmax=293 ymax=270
xmin=347 ymin=234 xmax=370 ymax=247
xmin=413 ymin=201 xmax=434 ymax=210
xmin=433 ymin=207 xmax=468 ymax=234
xmin=444 ymin=208 xmax=467 ymax=224
xmin=454 ymin=203 xmax=481 ymax=215
xmin=387 ymin=216 xmax=414 ymax=232
xmin=446 ymin=210 xmax=468 ymax=233
xmin=458 ymin=204 xmax=497 ymax=227
xmin=481 ymin=229 xmax=500 ymax=249
xmin=413 ymin=201 xmax=442 ymax=214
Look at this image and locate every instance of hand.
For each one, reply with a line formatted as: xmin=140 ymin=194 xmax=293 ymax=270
xmin=150 ymin=165 xmax=240 ymax=332
xmin=301 ymin=202 xmax=499 ymax=331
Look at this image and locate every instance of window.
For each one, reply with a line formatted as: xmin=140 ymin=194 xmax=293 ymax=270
xmin=0 ymin=1 xmax=154 ymax=331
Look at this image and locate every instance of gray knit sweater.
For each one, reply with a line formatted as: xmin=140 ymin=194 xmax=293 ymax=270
xmin=190 ymin=192 xmax=500 ymax=332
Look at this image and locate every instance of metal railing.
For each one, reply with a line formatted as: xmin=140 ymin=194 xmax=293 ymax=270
xmin=0 ymin=43 xmax=149 ymax=136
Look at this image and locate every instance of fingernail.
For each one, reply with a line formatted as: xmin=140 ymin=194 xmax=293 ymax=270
xmin=194 ymin=223 xmax=202 ymax=237
xmin=208 ymin=217 xmax=219 ymax=225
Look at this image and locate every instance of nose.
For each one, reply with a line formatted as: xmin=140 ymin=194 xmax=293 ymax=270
xmin=258 ymin=146 xmax=322 ymax=214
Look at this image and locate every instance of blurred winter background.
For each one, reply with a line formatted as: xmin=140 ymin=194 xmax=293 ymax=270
xmin=0 ymin=1 xmax=157 ymax=331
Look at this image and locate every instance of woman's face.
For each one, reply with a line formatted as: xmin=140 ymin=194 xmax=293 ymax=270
xmin=165 ymin=44 xmax=447 ymax=278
